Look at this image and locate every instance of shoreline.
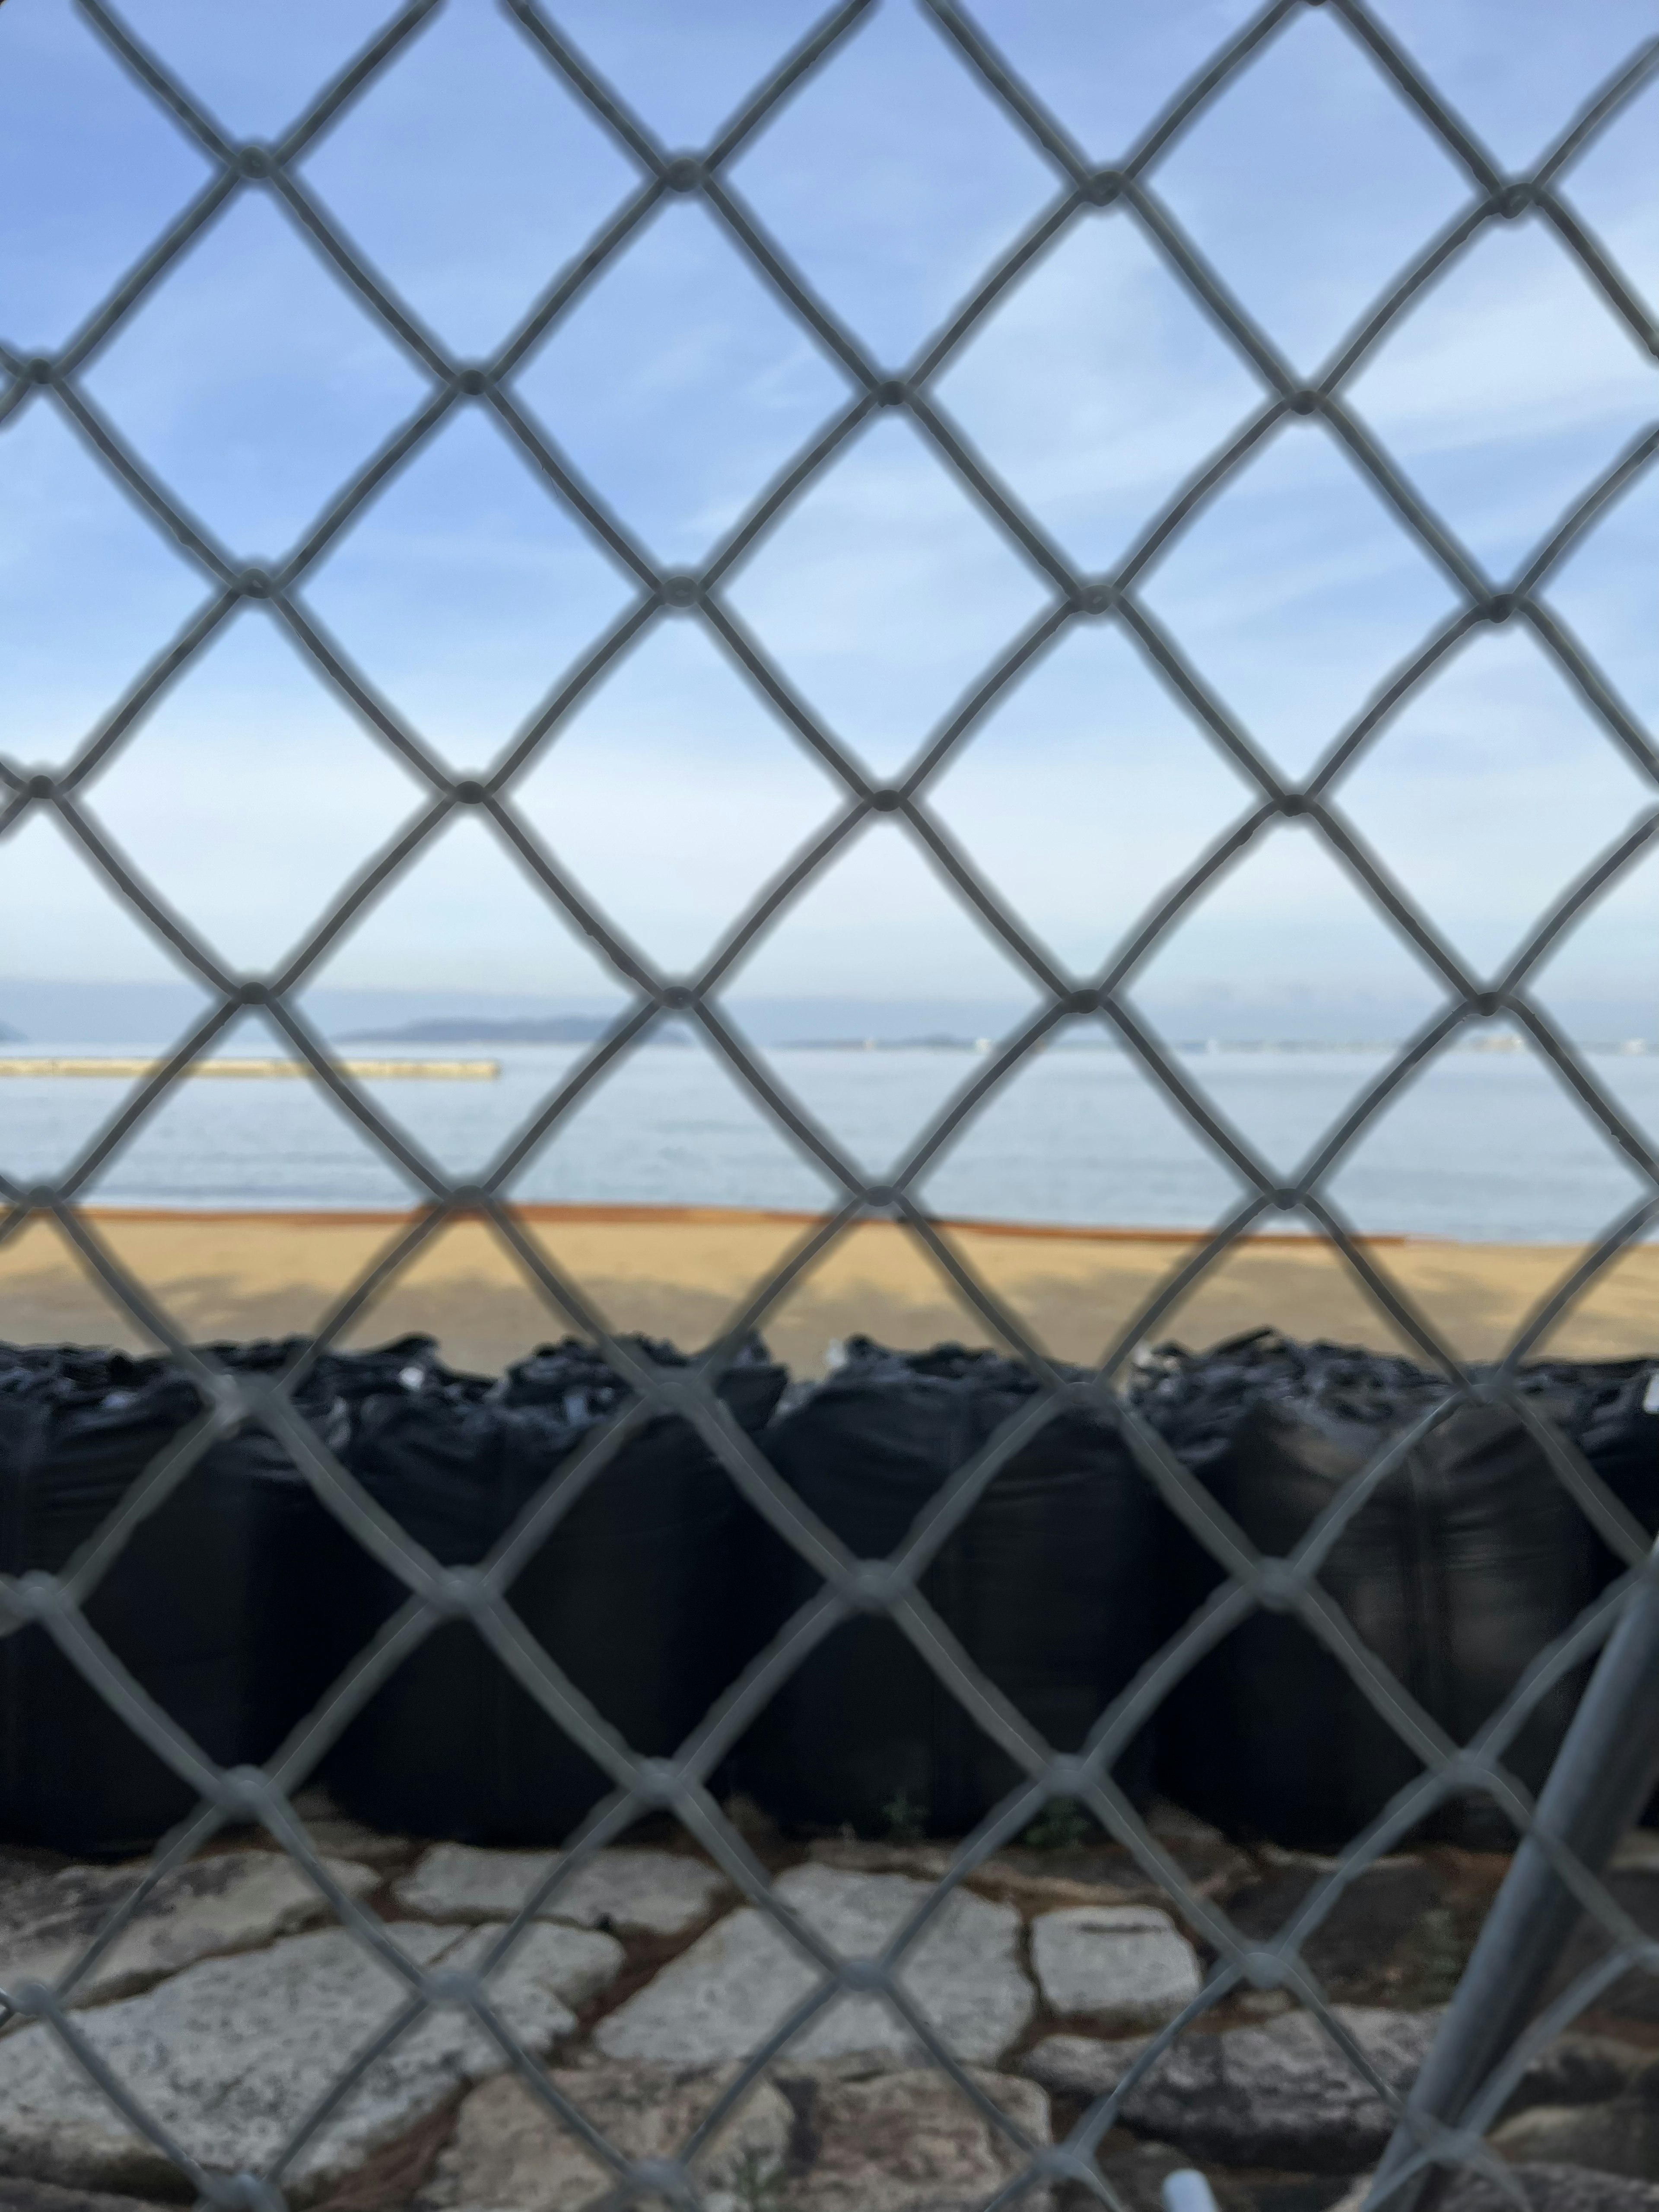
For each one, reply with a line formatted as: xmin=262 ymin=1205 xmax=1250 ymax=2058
xmin=3 ymin=1203 xmax=1650 ymax=1375
xmin=70 ymin=1201 xmax=1418 ymax=1247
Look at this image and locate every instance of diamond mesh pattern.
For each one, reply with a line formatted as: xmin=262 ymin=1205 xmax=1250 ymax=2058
xmin=1 ymin=2 xmax=1658 ymax=2206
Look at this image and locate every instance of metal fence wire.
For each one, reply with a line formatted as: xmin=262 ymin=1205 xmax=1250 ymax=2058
xmin=1 ymin=1 xmax=1658 ymax=2206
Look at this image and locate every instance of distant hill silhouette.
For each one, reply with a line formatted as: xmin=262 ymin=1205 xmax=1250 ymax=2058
xmin=6 ymin=979 xmax=1653 ymax=1051
xmin=340 ymin=1016 xmax=612 ymax=1045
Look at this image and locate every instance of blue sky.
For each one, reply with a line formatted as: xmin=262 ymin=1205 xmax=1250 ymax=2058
xmin=1 ymin=0 xmax=1656 ymax=1040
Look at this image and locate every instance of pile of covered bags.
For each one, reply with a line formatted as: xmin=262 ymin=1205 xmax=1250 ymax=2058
xmin=1 ymin=1327 xmax=1651 ymax=1855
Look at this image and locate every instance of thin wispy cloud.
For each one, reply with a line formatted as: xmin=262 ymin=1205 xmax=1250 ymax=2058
xmin=0 ymin=0 xmax=1653 ymax=1031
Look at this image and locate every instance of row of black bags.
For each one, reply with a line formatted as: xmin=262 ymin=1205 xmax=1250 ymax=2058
xmin=0 ymin=1333 xmax=782 ymax=1856
xmin=2 ymin=1328 xmax=1654 ymax=1858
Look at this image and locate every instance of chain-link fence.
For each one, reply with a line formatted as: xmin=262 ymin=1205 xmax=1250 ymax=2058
xmin=2 ymin=0 xmax=1658 ymax=2206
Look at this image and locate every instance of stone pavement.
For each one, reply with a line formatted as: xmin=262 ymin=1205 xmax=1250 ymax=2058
xmin=0 ymin=1802 xmax=1655 ymax=2212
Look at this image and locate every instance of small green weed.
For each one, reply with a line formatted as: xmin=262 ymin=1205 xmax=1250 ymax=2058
xmin=1406 ymin=1904 xmax=1467 ymax=2008
xmin=1021 ymin=1796 xmax=1092 ymax=1851
xmin=728 ymin=2148 xmax=790 ymax=2210
xmin=881 ymin=1791 xmax=927 ymax=1844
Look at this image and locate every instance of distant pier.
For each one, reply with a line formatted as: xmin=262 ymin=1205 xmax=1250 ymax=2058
xmin=0 ymin=1057 xmax=499 ymax=1080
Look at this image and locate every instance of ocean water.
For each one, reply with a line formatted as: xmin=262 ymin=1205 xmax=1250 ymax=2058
xmin=4 ymin=1042 xmax=1657 ymax=1245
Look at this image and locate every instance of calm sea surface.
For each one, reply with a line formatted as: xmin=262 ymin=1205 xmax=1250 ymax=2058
xmin=6 ymin=1044 xmax=1658 ymax=1245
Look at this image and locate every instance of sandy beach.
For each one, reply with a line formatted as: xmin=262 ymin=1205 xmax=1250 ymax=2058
xmin=2 ymin=1204 xmax=1652 ymax=1374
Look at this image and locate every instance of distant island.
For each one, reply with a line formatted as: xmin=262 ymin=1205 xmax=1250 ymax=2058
xmin=340 ymin=1016 xmax=612 ymax=1045
xmin=331 ymin=1018 xmax=1649 ymax=1058
xmin=783 ymin=1034 xmax=992 ymax=1051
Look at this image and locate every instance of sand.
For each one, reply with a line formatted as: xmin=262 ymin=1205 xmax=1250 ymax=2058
xmin=1 ymin=1204 xmax=1653 ymax=1375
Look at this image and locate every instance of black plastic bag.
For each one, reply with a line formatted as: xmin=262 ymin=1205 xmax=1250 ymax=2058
xmin=324 ymin=1336 xmax=785 ymax=1844
xmin=1506 ymin=1357 xmax=1659 ymax=1571
xmin=204 ymin=1333 xmax=507 ymax=1764
xmin=0 ymin=1342 xmax=346 ymax=1856
xmin=731 ymin=1338 xmax=1166 ymax=1839
xmin=1131 ymin=1328 xmax=1434 ymax=1468
xmin=195 ymin=1337 xmax=383 ymax=1770
xmin=1509 ymin=1354 xmax=1659 ymax=1834
xmin=1145 ymin=1348 xmax=1599 ymax=1853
